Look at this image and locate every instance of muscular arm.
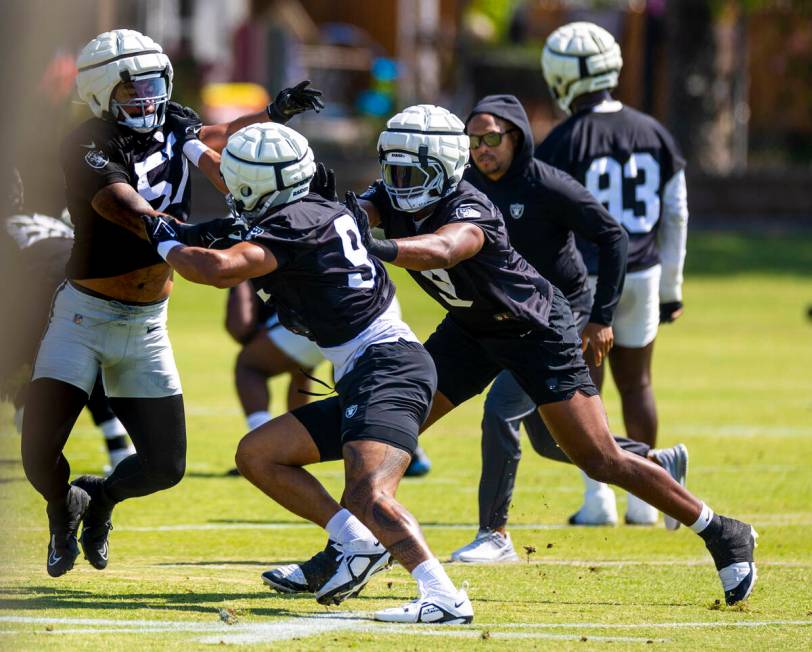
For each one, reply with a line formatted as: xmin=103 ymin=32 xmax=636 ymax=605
xmin=164 ymin=241 xmax=278 ymax=288
xmin=198 ymin=110 xmax=270 ymax=154
xmin=91 ymin=182 xmax=168 ymax=240
xmin=195 ymin=148 xmax=228 ymax=194
xmin=388 ymin=222 xmax=484 ymax=271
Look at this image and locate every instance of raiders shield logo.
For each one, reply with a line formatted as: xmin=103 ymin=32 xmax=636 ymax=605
xmin=84 ymin=150 xmax=109 ymax=169
xmin=509 ymin=203 xmax=525 ymax=219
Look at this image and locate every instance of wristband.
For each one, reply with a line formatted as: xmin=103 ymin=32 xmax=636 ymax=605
xmin=182 ymin=139 xmax=209 ymax=167
xmin=369 ymin=238 xmax=399 ymax=262
xmin=157 ymin=239 xmax=183 ymax=261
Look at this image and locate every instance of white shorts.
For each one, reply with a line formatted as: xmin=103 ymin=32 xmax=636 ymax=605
xmin=264 ymin=295 xmax=404 ymax=374
xmin=588 ymin=264 xmax=661 ymax=348
xmin=32 ymin=282 xmax=182 ymax=398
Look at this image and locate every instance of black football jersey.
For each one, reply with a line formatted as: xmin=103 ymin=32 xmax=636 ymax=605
xmin=60 ymin=118 xmax=192 ymax=280
xmin=245 ymin=193 xmax=395 ymax=348
xmin=363 ymin=180 xmax=553 ymax=335
xmin=536 ymin=104 xmax=685 ymax=273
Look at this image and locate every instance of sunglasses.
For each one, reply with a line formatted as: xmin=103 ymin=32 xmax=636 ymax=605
xmin=468 ymin=129 xmax=517 ymax=149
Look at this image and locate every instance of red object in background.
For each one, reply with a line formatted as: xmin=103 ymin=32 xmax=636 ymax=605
xmin=38 ymin=51 xmax=77 ymax=106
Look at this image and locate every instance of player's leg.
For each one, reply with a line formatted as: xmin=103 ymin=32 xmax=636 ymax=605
xmin=608 ymin=266 xmax=662 ymax=524
xmin=71 ymin=297 xmax=185 ymax=569
xmin=85 ymin=372 xmax=134 ymax=473
xmin=21 ymin=282 xmax=102 ymax=577
xmin=452 ymin=370 xmax=529 ymax=563
xmin=513 ymin=290 xmax=756 ymax=605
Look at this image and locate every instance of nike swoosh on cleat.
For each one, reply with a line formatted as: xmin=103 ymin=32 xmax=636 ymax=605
xmin=48 ymin=551 xmax=62 ymax=566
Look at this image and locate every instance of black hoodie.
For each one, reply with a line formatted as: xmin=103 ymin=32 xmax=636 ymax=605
xmin=464 ymin=95 xmax=627 ymax=326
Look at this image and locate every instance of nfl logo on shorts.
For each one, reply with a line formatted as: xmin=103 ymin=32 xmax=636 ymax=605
xmin=509 ymin=203 xmax=524 ymax=219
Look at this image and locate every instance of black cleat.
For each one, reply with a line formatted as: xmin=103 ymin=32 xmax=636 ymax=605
xmin=46 ymin=485 xmax=91 ymax=577
xmin=71 ymin=475 xmax=114 ymax=570
xmin=704 ymin=516 xmax=758 ymax=606
xmin=262 ymin=540 xmax=342 ymax=594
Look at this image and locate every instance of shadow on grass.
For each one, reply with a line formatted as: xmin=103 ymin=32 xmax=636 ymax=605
xmin=0 ymin=584 xmax=336 ymax=617
xmin=686 ymin=232 xmax=812 ymax=277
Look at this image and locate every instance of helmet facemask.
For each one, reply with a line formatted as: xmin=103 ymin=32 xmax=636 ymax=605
xmin=110 ymin=72 xmax=169 ymax=133
xmin=381 ymin=148 xmax=448 ymax=213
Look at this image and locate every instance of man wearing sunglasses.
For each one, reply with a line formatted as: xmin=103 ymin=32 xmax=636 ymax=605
xmin=450 ymin=95 xmax=688 ymax=563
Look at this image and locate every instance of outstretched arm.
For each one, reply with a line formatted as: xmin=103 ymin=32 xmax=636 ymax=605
xmin=92 ymin=182 xmax=168 ymax=239
xmin=163 ymin=241 xmax=278 ymax=289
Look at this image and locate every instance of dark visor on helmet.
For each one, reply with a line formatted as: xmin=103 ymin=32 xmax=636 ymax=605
xmin=382 ymin=163 xmax=439 ymax=189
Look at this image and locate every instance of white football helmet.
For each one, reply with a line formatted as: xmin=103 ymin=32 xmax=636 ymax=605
xmin=76 ymin=29 xmax=173 ymax=132
xmin=220 ymin=122 xmax=316 ymax=220
xmin=541 ymin=22 xmax=623 ymax=114
xmin=377 ymin=105 xmax=469 ymax=213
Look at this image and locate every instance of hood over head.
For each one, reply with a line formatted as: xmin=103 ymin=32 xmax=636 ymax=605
xmin=466 ymin=94 xmax=534 ymax=180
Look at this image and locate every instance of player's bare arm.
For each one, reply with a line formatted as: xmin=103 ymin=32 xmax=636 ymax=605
xmin=385 ymin=222 xmax=484 ymax=271
xmin=199 ymin=80 xmax=324 ymax=153
xmin=163 ymin=240 xmax=278 ymax=289
xmin=91 ymin=182 xmax=168 ymax=238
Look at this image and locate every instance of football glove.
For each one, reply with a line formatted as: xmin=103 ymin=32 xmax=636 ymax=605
xmin=344 ymin=191 xmax=398 ymax=262
xmin=143 ymin=215 xmax=246 ymax=249
xmin=266 ymin=80 xmax=325 ymax=124
xmin=165 ymin=101 xmax=203 ymax=140
xmin=310 ymin=162 xmax=337 ymax=202
xmin=659 ymin=301 xmax=684 ymax=324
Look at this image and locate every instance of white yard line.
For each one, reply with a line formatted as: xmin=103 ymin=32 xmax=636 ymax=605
xmin=1 ymin=614 xmax=809 ymax=646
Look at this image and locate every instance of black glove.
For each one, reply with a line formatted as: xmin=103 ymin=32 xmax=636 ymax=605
xmin=266 ymin=80 xmax=324 ymax=124
xmin=659 ymin=301 xmax=684 ymax=324
xmin=310 ymin=162 xmax=337 ymax=202
xmin=165 ymin=101 xmax=203 ymax=141
xmin=143 ymin=215 xmax=246 ymax=249
xmin=344 ymin=191 xmax=398 ymax=262
xmin=142 ymin=215 xmax=180 ymax=247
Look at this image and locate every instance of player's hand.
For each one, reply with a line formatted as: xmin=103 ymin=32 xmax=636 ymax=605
xmin=142 ymin=214 xmax=180 ymax=247
xmin=310 ymin=162 xmax=337 ymax=202
xmin=177 ymin=217 xmax=247 ymax=249
xmin=659 ymin=301 xmax=684 ymax=324
xmin=345 ymin=191 xmax=372 ymax=247
xmin=581 ymin=322 xmax=614 ymax=367
xmin=165 ymin=101 xmax=203 ymax=141
xmin=266 ymin=80 xmax=324 ymax=124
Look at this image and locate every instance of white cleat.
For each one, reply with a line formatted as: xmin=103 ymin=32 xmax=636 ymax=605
xmin=374 ymin=584 xmax=473 ymax=624
xmin=451 ymin=530 xmax=519 ymax=563
xmin=315 ymin=537 xmax=391 ymax=605
xmin=625 ymin=493 xmax=659 ymax=526
xmin=569 ymin=487 xmax=618 ymax=526
xmin=650 ymin=443 xmax=689 ymax=530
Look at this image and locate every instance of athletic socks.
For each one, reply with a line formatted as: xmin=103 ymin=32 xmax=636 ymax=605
xmin=99 ymin=417 xmax=127 ymax=439
xmin=325 ymin=508 xmax=375 ymax=545
xmin=691 ymin=503 xmax=723 ymax=542
xmin=246 ymin=411 xmax=272 ymax=431
xmin=411 ymin=557 xmax=457 ymax=595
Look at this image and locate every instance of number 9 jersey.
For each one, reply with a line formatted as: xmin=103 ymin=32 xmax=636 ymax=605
xmin=535 ymin=102 xmax=686 ymax=276
xmin=60 ymin=117 xmax=191 ymax=280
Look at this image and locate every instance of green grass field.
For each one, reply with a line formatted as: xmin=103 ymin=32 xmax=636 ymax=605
xmin=1 ymin=232 xmax=811 ymax=650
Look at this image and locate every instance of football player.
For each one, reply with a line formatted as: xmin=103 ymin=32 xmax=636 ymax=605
xmin=451 ymin=94 xmax=688 ymax=563
xmin=1 ymin=167 xmax=135 ymax=472
xmin=21 ymin=28 xmax=323 ymax=578
xmin=537 ymin=22 xmax=689 ymax=526
xmin=144 ymin=122 xmax=472 ymax=623
xmin=337 ymin=104 xmax=752 ymax=607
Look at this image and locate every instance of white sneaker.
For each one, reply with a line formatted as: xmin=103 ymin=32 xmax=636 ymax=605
xmin=569 ymin=489 xmax=618 ymax=526
xmin=374 ymin=584 xmax=473 ymax=624
xmin=314 ymin=537 xmax=391 ymax=605
xmin=650 ymin=443 xmax=689 ymax=530
xmin=625 ymin=493 xmax=659 ymax=525
xmin=451 ymin=530 xmax=519 ymax=563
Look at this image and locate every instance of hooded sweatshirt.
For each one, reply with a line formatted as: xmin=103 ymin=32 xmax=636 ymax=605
xmin=464 ymin=95 xmax=627 ymax=326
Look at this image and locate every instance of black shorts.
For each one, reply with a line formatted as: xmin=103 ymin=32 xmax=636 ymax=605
xmin=424 ymin=287 xmax=597 ymax=407
xmin=291 ymin=339 xmax=437 ymax=461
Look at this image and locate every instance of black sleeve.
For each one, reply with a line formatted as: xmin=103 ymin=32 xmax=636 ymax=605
xmin=445 ymin=195 xmax=503 ymax=246
xmin=60 ymin=133 xmax=131 ymax=203
xmin=247 ymin=228 xmax=292 ymax=269
xmin=539 ymin=167 xmax=628 ymax=325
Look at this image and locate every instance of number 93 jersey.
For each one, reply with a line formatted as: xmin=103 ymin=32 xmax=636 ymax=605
xmin=535 ymin=103 xmax=686 ymax=274
xmin=363 ymin=180 xmax=554 ymax=336
xmin=246 ymin=193 xmax=396 ymax=348
xmin=60 ymin=118 xmax=191 ymax=280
